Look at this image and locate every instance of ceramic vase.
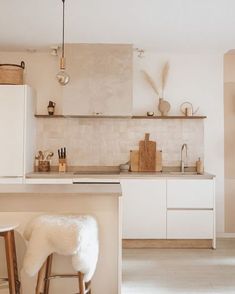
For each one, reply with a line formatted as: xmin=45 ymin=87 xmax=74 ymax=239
xmin=158 ymin=98 xmax=171 ymax=116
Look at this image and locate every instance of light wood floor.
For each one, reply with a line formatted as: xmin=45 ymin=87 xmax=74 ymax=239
xmin=122 ymin=239 xmax=235 ymax=294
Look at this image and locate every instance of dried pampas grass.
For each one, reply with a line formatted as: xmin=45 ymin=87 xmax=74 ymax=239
xmin=141 ymin=70 xmax=159 ymax=96
xmin=141 ymin=61 xmax=170 ymax=98
xmin=161 ymin=62 xmax=170 ymax=95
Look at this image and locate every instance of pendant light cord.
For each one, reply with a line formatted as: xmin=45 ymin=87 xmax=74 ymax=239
xmin=62 ymin=0 xmax=65 ymax=58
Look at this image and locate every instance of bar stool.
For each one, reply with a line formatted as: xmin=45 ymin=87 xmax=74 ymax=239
xmin=23 ymin=215 xmax=99 ymax=294
xmin=36 ymin=254 xmax=91 ymax=294
xmin=0 ymin=224 xmax=21 ymax=294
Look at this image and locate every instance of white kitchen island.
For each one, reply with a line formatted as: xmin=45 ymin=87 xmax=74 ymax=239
xmin=0 ymin=183 xmax=122 ymax=294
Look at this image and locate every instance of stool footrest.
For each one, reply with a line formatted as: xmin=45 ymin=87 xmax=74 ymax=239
xmin=46 ymin=274 xmax=81 ymax=280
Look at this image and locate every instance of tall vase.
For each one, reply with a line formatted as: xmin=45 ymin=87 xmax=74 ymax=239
xmin=158 ymin=98 xmax=171 ymax=116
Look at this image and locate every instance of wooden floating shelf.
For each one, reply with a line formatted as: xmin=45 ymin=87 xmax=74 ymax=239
xmin=132 ymin=116 xmax=207 ymax=119
xmin=35 ymin=114 xmax=207 ymax=119
xmin=35 ymin=115 xmax=132 ymax=118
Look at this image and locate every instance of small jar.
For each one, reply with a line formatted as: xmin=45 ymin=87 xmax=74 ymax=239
xmin=47 ymin=101 xmax=56 ymax=115
xmin=196 ymin=158 xmax=204 ymax=174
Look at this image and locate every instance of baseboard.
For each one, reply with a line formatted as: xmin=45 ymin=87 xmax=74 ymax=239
xmin=216 ymin=232 xmax=235 ymax=238
xmin=122 ymin=239 xmax=213 ymax=249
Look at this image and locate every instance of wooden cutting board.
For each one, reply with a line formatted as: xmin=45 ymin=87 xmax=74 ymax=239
xmin=130 ymin=150 xmax=162 ymax=172
xmin=156 ymin=150 xmax=162 ymax=172
xmin=130 ymin=150 xmax=139 ymax=172
xmin=139 ymin=133 xmax=156 ymax=171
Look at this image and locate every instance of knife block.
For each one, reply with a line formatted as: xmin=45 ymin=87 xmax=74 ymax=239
xmin=59 ymin=159 xmax=67 ymax=172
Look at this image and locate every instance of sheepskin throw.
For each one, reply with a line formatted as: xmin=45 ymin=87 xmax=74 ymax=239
xmin=23 ymin=214 xmax=99 ymax=282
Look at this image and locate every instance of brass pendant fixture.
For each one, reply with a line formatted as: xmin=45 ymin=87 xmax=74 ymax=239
xmin=56 ymin=0 xmax=70 ymax=85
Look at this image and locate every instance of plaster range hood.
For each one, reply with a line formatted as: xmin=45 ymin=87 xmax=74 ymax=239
xmin=62 ymin=43 xmax=133 ymax=117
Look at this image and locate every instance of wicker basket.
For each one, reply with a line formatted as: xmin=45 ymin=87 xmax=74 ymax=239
xmin=0 ymin=61 xmax=25 ymax=85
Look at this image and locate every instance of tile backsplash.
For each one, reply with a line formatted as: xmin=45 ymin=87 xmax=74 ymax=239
xmin=36 ymin=118 xmax=204 ymax=167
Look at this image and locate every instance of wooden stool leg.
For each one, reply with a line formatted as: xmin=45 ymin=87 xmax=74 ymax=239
xmin=78 ymin=272 xmax=85 ymax=294
xmin=43 ymin=254 xmax=53 ymax=294
xmin=4 ymin=230 xmax=21 ymax=294
xmin=36 ymin=260 xmax=47 ymax=294
xmin=85 ymin=281 xmax=91 ymax=294
xmin=35 ymin=254 xmax=53 ymax=294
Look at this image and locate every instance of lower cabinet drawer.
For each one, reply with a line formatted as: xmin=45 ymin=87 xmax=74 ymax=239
xmin=167 ymin=210 xmax=214 ymax=239
xmin=167 ymin=179 xmax=214 ymax=209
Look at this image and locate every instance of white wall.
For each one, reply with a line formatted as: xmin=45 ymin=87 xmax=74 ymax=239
xmin=0 ymin=52 xmax=62 ymax=114
xmin=0 ymin=49 xmax=224 ymax=233
xmin=133 ymin=51 xmax=224 ymax=233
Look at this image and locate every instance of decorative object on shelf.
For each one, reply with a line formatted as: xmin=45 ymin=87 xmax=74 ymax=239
xmin=142 ymin=70 xmax=159 ymax=96
xmin=180 ymin=102 xmax=199 ymax=116
xmin=56 ymin=0 xmax=70 ymax=86
xmin=158 ymin=98 xmax=171 ymax=116
xmin=147 ymin=111 xmax=154 ymax=116
xmin=0 ymin=61 xmax=25 ymax=85
xmin=142 ymin=62 xmax=171 ymax=116
xmin=58 ymin=147 xmax=67 ymax=172
xmin=158 ymin=62 xmax=171 ymax=116
xmin=92 ymin=112 xmax=103 ymax=116
xmin=47 ymin=101 xmax=56 ymax=115
xmin=160 ymin=62 xmax=170 ymax=99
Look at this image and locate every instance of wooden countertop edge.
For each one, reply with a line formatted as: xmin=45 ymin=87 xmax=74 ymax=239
xmin=0 ymin=183 xmax=122 ymax=195
xmin=25 ymin=172 xmax=215 ymax=180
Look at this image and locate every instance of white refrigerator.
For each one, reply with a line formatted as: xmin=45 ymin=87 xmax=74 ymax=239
xmin=0 ymin=85 xmax=36 ymax=183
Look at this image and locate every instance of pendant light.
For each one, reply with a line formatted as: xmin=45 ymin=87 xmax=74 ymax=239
xmin=56 ymin=0 xmax=70 ymax=85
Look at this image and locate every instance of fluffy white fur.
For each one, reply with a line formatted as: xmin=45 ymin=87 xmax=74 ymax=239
xmin=23 ymin=214 xmax=99 ymax=282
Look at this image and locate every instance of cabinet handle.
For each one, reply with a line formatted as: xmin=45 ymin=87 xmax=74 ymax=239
xmin=167 ymin=208 xmax=213 ymax=211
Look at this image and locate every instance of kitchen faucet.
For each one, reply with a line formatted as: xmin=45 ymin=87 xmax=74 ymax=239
xmin=181 ymin=144 xmax=188 ymax=173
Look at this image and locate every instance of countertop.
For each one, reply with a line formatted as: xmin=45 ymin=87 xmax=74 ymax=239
xmin=26 ymin=170 xmax=215 ymax=180
xmin=0 ymin=183 xmax=121 ymax=195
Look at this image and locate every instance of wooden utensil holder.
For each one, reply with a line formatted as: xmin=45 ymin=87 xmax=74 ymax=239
xmin=38 ymin=161 xmax=50 ymax=172
xmin=59 ymin=159 xmax=67 ymax=172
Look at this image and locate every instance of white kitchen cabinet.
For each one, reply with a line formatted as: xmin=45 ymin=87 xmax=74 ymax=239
xmin=121 ymin=179 xmax=167 ymax=239
xmin=122 ymin=177 xmax=215 ymax=247
xmin=62 ymin=44 xmax=133 ymax=116
xmin=167 ymin=179 xmax=214 ymax=208
xmin=167 ymin=210 xmax=214 ymax=239
xmin=167 ymin=179 xmax=215 ymax=245
xmin=0 ymin=85 xmax=36 ymax=182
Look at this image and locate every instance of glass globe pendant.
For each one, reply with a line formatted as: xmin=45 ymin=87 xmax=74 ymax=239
xmin=56 ymin=57 xmax=70 ymax=85
xmin=56 ymin=0 xmax=70 ymax=86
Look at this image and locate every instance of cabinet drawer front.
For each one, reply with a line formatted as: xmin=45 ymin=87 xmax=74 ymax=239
xmin=167 ymin=179 xmax=214 ymax=208
xmin=167 ymin=210 xmax=214 ymax=239
xmin=122 ymin=179 xmax=167 ymax=239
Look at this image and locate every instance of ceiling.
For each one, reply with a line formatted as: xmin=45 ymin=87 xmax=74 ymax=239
xmin=1 ymin=0 xmax=235 ymax=53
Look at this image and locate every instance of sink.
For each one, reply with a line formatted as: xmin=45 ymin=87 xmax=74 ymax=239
xmin=73 ymin=171 xmax=120 ymax=175
xmin=168 ymin=171 xmax=199 ymax=175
